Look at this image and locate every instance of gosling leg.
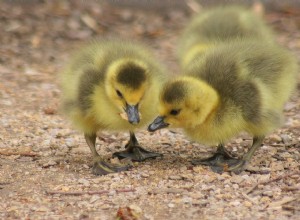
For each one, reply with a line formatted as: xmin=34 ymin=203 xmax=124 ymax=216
xmin=192 ymin=136 xmax=265 ymax=174
xmin=113 ymin=131 xmax=162 ymax=161
xmin=85 ymin=133 xmax=131 ymax=175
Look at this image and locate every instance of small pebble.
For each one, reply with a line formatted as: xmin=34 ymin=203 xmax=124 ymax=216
xmin=36 ymin=206 xmax=48 ymax=212
xmin=141 ymin=173 xmax=149 ymax=178
xmin=232 ymin=184 xmax=239 ymax=189
xmin=129 ymin=204 xmax=142 ymax=214
xmin=260 ymin=196 xmax=271 ymax=203
xmin=262 ymin=191 xmax=273 ymax=197
xmin=71 ymin=147 xmax=90 ymax=154
xmin=280 ymin=134 xmax=291 ymax=144
xmin=101 ymin=204 xmax=111 ymax=210
xmin=83 ymin=164 xmax=89 ymax=169
xmin=258 ymin=184 xmax=264 ymax=189
xmin=230 ymin=175 xmax=244 ymax=184
xmin=169 ymin=175 xmax=183 ymax=180
xmin=42 ymin=160 xmax=57 ymax=168
xmin=191 ymin=192 xmax=204 ymax=199
xmin=144 ymin=214 xmax=154 ymax=220
xmin=192 ymin=200 xmax=209 ymax=206
xmin=181 ymin=197 xmax=193 ymax=204
xmin=89 ymin=195 xmax=100 ymax=203
xmin=269 ymin=134 xmax=282 ymax=143
xmin=78 ymin=178 xmax=90 ymax=187
xmin=168 ymin=203 xmax=175 ymax=208
xmin=108 ymin=190 xmax=116 ymax=196
xmin=65 ymin=139 xmax=76 ymax=147
xmin=243 ymin=201 xmax=252 ymax=207
xmin=230 ymin=201 xmax=241 ymax=206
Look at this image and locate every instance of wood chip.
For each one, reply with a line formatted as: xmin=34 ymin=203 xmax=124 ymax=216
xmin=268 ymin=197 xmax=297 ymax=209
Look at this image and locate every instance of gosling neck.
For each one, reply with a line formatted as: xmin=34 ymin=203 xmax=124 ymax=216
xmin=183 ymin=76 xmax=220 ymax=128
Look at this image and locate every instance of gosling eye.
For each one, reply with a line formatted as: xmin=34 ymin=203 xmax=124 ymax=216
xmin=116 ymin=90 xmax=123 ymax=98
xmin=170 ymin=109 xmax=181 ymax=116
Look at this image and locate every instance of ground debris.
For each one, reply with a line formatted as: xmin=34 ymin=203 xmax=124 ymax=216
xmin=116 ymin=205 xmax=142 ymax=220
xmin=0 ymin=147 xmax=38 ymax=157
xmin=149 ymin=188 xmax=187 ymax=195
xmin=1 ymin=1 xmax=300 ymax=219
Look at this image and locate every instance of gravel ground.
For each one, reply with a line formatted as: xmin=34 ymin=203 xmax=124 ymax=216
xmin=0 ymin=1 xmax=299 ymax=219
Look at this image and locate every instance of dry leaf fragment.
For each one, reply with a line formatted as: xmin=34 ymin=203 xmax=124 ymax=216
xmin=116 ymin=206 xmax=141 ymax=220
xmin=0 ymin=147 xmax=38 ymax=157
xmin=81 ymin=14 xmax=98 ymax=32
xmin=43 ymin=106 xmax=57 ymax=115
xmin=223 ymin=163 xmax=229 ymax=172
xmin=268 ymin=197 xmax=297 ymax=209
xmin=252 ymin=1 xmax=265 ymax=17
xmin=31 ymin=35 xmax=41 ymax=48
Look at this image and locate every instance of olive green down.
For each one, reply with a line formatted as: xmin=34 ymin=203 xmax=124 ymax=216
xmin=148 ymin=6 xmax=298 ymax=174
xmin=60 ymin=39 xmax=166 ymax=175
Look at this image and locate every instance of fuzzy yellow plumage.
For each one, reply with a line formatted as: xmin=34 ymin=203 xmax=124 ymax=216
xmin=149 ymin=7 xmax=298 ymax=173
xmin=61 ymin=39 xmax=166 ymax=175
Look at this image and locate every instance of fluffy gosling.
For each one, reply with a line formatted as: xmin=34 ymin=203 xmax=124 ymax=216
xmin=149 ymin=7 xmax=298 ymax=174
xmin=61 ymin=39 xmax=166 ymax=175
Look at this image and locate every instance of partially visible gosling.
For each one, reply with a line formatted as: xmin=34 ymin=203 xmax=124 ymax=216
xmin=178 ymin=6 xmax=275 ymax=68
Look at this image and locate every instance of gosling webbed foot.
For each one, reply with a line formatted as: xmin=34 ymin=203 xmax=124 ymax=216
xmin=192 ymin=153 xmax=247 ymax=174
xmin=192 ymin=152 xmax=229 ymax=166
xmin=192 ymin=144 xmax=232 ymax=166
xmin=192 ymin=144 xmax=247 ymax=173
xmin=113 ymin=145 xmax=162 ymax=162
xmin=113 ymin=131 xmax=162 ymax=162
xmin=192 ymin=136 xmax=264 ymax=174
xmin=192 ymin=154 xmax=247 ymax=174
xmin=92 ymin=159 xmax=132 ymax=175
xmin=84 ymin=133 xmax=132 ymax=175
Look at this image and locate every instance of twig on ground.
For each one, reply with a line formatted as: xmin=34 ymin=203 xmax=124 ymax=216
xmin=245 ymin=183 xmax=259 ymax=195
xmin=0 ymin=182 xmax=11 ymax=185
xmin=282 ymin=186 xmax=300 ymax=191
xmin=46 ymin=190 xmax=109 ymax=196
xmin=0 ymin=149 xmax=38 ymax=157
xmin=265 ymin=171 xmax=300 ymax=184
xmin=246 ymin=170 xmax=300 ymax=194
xmin=268 ymin=197 xmax=297 ymax=209
xmin=241 ymin=192 xmax=258 ymax=204
xmin=116 ymin=188 xmax=136 ymax=193
xmin=149 ymin=188 xmax=186 ymax=195
xmin=46 ymin=188 xmax=135 ymax=196
xmin=283 ymin=205 xmax=300 ymax=211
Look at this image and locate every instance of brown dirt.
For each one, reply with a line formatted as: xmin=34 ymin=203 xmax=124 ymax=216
xmin=0 ymin=1 xmax=299 ymax=219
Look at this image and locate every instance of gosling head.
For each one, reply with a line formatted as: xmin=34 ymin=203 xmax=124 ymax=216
xmin=148 ymin=77 xmax=219 ymax=131
xmin=105 ymin=59 xmax=149 ymax=125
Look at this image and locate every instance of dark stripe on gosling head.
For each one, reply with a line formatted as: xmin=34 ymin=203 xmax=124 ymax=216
xmin=116 ymin=62 xmax=147 ymax=89
xmin=162 ymin=81 xmax=187 ymax=103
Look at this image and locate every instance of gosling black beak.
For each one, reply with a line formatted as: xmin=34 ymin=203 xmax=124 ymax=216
xmin=148 ymin=116 xmax=169 ymax=132
xmin=125 ymin=104 xmax=140 ymax=125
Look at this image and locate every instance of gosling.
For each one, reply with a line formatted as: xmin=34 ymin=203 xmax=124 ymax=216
xmin=148 ymin=7 xmax=298 ymax=174
xmin=61 ymin=39 xmax=166 ymax=175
